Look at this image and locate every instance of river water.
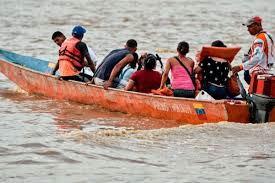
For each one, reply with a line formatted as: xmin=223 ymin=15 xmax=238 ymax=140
xmin=1 ymin=0 xmax=275 ymax=182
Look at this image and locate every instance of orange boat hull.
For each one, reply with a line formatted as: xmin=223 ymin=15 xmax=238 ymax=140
xmin=3 ymin=58 xmax=273 ymax=125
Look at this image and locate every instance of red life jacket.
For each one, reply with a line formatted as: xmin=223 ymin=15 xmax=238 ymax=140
xmin=58 ymin=37 xmax=84 ymax=71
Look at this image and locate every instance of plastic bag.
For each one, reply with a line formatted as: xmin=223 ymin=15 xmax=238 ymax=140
xmin=227 ymin=74 xmax=240 ymax=97
xmin=195 ymin=90 xmax=215 ymax=101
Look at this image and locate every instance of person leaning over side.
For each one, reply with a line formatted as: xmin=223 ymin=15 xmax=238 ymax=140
xmin=117 ymin=52 xmax=138 ymax=89
xmin=194 ymin=40 xmax=230 ymax=99
xmin=93 ymin=39 xmax=138 ymax=89
xmin=125 ymin=54 xmax=161 ymax=93
xmin=232 ymin=16 xmax=274 ymax=83
xmin=51 ymin=30 xmax=97 ymax=77
xmin=159 ymin=41 xmax=196 ymax=98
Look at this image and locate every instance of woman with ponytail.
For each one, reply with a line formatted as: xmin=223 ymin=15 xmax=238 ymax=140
xmin=125 ymin=54 xmax=161 ymax=93
xmin=159 ymin=41 xmax=196 ymax=98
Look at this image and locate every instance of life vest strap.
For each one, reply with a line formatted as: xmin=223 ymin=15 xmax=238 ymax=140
xmin=59 ymin=47 xmax=82 ymax=63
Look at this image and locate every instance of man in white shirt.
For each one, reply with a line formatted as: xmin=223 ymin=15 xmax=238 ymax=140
xmin=232 ymin=16 xmax=274 ymax=84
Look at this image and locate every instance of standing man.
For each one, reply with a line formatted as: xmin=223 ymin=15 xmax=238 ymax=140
xmin=51 ymin=26 xmax=96 ymax=81
xmin=93 ymin=39 xmax=138 ymax=89
xmin=232 ymin=16 xmax=274 ymax=83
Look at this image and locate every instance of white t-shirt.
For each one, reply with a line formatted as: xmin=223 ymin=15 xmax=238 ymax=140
xmin=87 ymin=46 xmax=97 ymax=65
xmin=82 ymin=46 xmax=97 ymax=76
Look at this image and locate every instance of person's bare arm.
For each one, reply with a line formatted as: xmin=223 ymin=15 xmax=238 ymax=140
xmin=159 ymin=59 xmax=171 ymax=89
xmin=194 ymin=65 xmax=203 ymax=74
xmin=125 ymin=79 xmax=135 ymax=91
xmin=104 ymin=54 xmax=134 ymax=90
xmin=190 ymin=59 xmax=195 ymax=69
xmin=84 ymin=53 xmax=96 ymax=73
xmin=51 ymin=60 xmax=59 ymax=75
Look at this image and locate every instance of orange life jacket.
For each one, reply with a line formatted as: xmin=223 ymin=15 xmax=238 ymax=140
xmin=199 ymin=46 xmax=241 ymax=63
xmin=58 ymin=37 xmax=84 ymax=71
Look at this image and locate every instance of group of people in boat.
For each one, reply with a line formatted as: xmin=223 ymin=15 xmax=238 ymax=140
xmin=51 ymin=16 xmax=274 ymax=100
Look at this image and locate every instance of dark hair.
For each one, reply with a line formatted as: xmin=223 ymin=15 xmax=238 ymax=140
xmin=144 ymin=54 xmax=157 ymax=70
xmin=52 ymin=31 xmax=65 ymax=40
xmin=211 ymin=40 xmax=227 ymax=47
xmin=126 ymin=39 xmax=138 ymax=48
xmin=177 ymin=41 xmax=189 ymax=55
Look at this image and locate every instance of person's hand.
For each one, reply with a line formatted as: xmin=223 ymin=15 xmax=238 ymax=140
xmin=83 ymin=59 xmax=89 ymax=66
xmin=242 ymin=54 xmax=249 ymax=63
xmin=85 ymin=78 xmax=94 ymax=85
xmin=195 ymin=51 xmax=201 ymax=62
xmin=103 ymin=80 xmax=112 ymax=90
xmin=140 ymin=51 xmax=148 ymax=58
xmin=232 ymin=65 xmax=242 ymax=74
xmin=85 ymin=81 xmax=92 ymax=86
xmin=138 ymin=52 xmax=148 ymax=69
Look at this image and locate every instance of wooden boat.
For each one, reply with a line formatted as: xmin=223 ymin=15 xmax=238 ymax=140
xmin=0 ymin=49 xmax=274 ymax=125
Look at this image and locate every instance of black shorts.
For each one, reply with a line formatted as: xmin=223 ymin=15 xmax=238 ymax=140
xmin=61 ymin=73 xmax=92 ymax=82
xmin=173 ymin=89 xmax=195 ymax=98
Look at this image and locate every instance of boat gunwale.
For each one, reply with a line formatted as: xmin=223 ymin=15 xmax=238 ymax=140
xmin=0 ymin=58 xmax=248 ymax=107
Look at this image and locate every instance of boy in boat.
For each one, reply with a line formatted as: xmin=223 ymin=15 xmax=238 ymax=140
xmin=52 ymin=31 xmax=66 ymax=47
xmin=51 ymin=31 xmax=98 ymax=67
xmin=232 ymin=16 xmax=274 ymax=82
xmin=93 ymin=39 xmax=138 ymax=89
xmin=51 ymin=26 xmax=96 ymax=82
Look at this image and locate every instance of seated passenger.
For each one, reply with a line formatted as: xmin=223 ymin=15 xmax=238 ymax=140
xmin=51 ymin=30 xmax=97 ymax=77
xmin=117 ymin=52 xmax=138 ymax=89
xmin=125 ymin=54 xmax=161 ymax=93
xmin=51 ymin=26 xmax=96 ymax=82
xmin=93 ymin=39 xmax=138 ymax=89
xmin=194 ymin=40 xmax=230 ymax=99
xmin=51 ymin=31 xmax=66 ymax=47
xmin=159 ymin=41 xmax=196 ymax=98
xmin=137 ymin=52 xmax=164 ymax=74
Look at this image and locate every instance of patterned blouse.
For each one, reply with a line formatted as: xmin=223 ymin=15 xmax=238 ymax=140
xmin=199 ymin=57 xmax=230 ymax=86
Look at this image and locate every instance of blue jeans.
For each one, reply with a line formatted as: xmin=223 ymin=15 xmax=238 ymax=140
xmin=202 ymin=83 xmax=227 ymax=99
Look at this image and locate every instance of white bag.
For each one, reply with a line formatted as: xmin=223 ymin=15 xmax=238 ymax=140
xmin=195 ymin=90 xmax=215 ymax=101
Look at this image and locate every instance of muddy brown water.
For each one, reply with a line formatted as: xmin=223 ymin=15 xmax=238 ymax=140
xmin=1 ymin=0 xmax=275 ymax=182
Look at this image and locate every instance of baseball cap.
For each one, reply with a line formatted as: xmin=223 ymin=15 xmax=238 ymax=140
xmin=242 ymin=16 xmax=262 ymax=26
xmin=72 ymin=25 xmax=86 ymax=37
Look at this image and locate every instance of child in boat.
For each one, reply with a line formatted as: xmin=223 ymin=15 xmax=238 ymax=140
xmin=125 ymin=54 xmax=161 ymax=93
xmin=159 ymin=41 xmax=196 ymax=98
xmin=194 ymin=40 xmax=230 ymax=99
